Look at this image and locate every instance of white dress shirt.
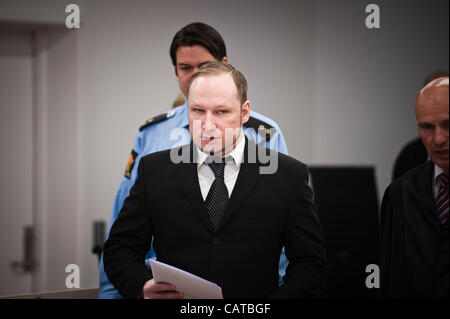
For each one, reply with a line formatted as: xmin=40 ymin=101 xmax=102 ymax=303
xmin=196 ymin=133 xmax=246 ymax=201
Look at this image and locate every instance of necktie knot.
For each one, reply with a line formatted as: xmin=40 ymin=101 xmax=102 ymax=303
xmin=206 ymin=156 xmax=232 ymax=179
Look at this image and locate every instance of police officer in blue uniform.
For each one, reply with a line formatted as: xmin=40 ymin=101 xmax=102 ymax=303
xmin=99 ymin=22 xmax=289 ymax=298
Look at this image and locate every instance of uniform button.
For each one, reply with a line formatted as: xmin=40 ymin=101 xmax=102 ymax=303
xmin=213 ymin=237 xmax=221 ymax=245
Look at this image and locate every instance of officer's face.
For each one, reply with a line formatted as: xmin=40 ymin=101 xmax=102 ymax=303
xmin=416 ymin=85 xmax=449 ymax=172
xmin=175 ymin=45 xmax=228 ymax=97
xmin=188 ymin=73 xmax=250 ymax=156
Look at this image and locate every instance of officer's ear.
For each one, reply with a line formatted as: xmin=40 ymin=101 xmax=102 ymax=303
xmin=222 ymin=56 xmax=229 ymax=63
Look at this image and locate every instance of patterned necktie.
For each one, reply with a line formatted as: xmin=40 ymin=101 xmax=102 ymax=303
xmin=436 ymin=173 xmax=449 ymax=224
xmin=205 ymin=157 xmax=229 ymax=231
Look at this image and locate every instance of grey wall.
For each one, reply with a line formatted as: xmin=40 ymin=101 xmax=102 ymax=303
xmin=313 ymin=0 xmax=449 ymax=199
xmin=0 ymin=0 xmax=448 ymax=290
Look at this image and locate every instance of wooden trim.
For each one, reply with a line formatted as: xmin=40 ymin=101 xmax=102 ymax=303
xmin=0 ymin=288 xmax=99 ymax=299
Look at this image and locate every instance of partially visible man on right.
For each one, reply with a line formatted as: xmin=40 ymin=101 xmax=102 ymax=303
xmin=392 ymin=71 xmax=449 ymax=181
xmin=380 ymin=76 xmax=449 ymax=298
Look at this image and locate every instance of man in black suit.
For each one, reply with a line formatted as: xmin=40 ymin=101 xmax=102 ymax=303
xmin=103 ymin=62 xmax=327 ymax=299
xmin=380 ymin=76 xmax=449 ymax=298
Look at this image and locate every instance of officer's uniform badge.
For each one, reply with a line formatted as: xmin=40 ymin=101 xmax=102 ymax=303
xmin=124 ymin=150 xmax=138 ymax=179
xmin=245 ymin=116 xmax=276 ymax=141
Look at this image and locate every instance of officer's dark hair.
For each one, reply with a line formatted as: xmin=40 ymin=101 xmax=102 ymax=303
xmin=170 ymin=22 xmax=227 ymax=70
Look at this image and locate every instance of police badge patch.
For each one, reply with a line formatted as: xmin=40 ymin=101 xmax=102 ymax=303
xmin=124 ymin=150 xmax=138 ymax=179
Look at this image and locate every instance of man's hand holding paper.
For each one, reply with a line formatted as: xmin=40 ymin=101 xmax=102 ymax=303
xmin=141 ymin=278 xmax=185 ymax=299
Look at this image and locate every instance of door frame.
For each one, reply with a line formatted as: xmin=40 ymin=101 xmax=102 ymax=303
xmin=0 ymin=21 xmax=85 ymax=294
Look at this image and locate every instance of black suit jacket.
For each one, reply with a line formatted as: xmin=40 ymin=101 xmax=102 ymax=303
xmin=392 ymin=137 xmax=428 ymax=181
xmin=380 ymin=160 xmax=448 ymax=298
xmin=103 ymin=138 xmax=327 ymax=299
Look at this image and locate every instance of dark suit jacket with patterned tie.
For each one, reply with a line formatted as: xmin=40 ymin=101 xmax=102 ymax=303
xmin=380 ymin=160 xmax=449 ymax=298
xmin=103 ymin=138 xmax=328 ymax=299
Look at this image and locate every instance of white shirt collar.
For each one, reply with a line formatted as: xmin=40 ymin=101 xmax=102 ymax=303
xmin=433 ymin=163 xmax=447 ymax=198
xmin=196 ymin=131 xmax=245 ymax=169
xmin=435 ymin=164 xmax=445 ymax=181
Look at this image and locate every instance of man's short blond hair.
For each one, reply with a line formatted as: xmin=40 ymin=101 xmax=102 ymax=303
xmin=187 ymin=61 xmax=248 ymax=104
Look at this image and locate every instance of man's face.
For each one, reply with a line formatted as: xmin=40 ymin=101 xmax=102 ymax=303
xmin=188 ymin=73 xmax=250 ymax=156
xmin=415 ymin=86 xmax=449 ymax=172
xmin=175 ymin=45 xmax=228 ymax=97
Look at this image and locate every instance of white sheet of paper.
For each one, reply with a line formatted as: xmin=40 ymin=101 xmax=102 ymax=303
xmin=149 ymin=259 xmax=223 ymax=299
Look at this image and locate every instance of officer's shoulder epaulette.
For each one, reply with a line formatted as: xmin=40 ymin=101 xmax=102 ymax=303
xmin=245 ymin=116 xmax=277 ymax=140
xmin=139 ymin=110 xmax=176 ymax=131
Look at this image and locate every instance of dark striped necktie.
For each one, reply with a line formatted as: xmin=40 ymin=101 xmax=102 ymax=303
xmin=205 ymin=157 xmax=229 ymax=231
xmin=436 ymin=173 xmax=449 ymax=224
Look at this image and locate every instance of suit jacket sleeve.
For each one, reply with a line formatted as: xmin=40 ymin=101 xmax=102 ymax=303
xmin=379 ymin=183 xmax=405 ymax=298
xmin=103 ymin=158 xmax=154 ymax=299
xmin=379 ymin=185 xmax=392 ymax=298
xmin=269 ymin=164 xmax=328 ymax=298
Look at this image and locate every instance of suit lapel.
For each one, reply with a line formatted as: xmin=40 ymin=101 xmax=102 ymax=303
xmin=174 ymin=138 xmax=266 ymax=233
xmin=218 ymin=138 xmax=263 ymax=231
xmin=403 ymin=161 xmax=437 ymax=226
xmin=419 ymin=161 xmax=438 ymax=219
xmin=174 ymin=142 xmax=215 ymax=232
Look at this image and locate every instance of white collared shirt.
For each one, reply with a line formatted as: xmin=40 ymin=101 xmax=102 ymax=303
xmin=196 ymin=133 xmax=246 ymax=201
xmin=433 ymin=164 xmax=446 ymax=199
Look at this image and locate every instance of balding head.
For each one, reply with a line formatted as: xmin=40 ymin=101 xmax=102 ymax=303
xmin=423 ymin=70 xmax=449 ymax=87
xmin=420 ymin=76 xmax=449 ymax=94
xmin=415 ymin=76 xmax=449 ymax=172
